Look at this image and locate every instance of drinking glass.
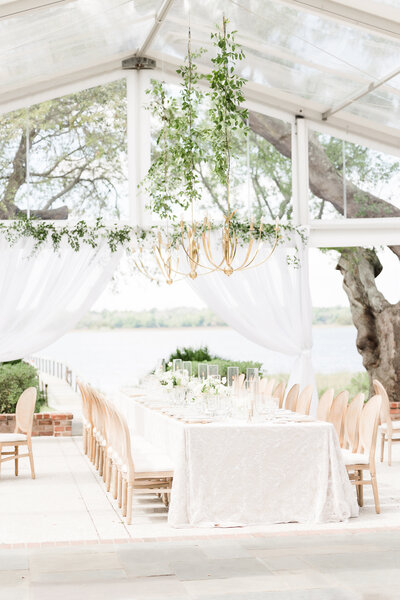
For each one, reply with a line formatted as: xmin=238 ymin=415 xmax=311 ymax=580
xmin=227 ymin=366 xmax=239 ymax=387
xmin=183 ymin=361 xmax=192 ymax=377
xmin=246 ymin=367 xmax=259 ymax=382
xmin=207 ymin=364 xmax=219 ymax=379
xmin=173 ymin=358 xmax=183 ymax=372
xmin=198 ymin=363 xmax=208 ymax=380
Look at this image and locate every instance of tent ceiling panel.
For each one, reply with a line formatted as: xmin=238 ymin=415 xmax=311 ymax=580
xmin=1 ymin=0 xmax=400 ymax=145
xmin=0 ymin=0 xmax=158 ymax=96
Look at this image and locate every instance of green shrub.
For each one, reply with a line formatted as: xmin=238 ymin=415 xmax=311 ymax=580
xmin=0 ymin=360 xmax=45 ymax=413
xmin=348 ymin=371 xmax=370 ymax=399
xmin=167 ymin=345 xmax=216 ymax=363
xmin=165 ymin=347 xmax=262 ymax=379
xmin=190 ymin=359 xmax=262 ymax=379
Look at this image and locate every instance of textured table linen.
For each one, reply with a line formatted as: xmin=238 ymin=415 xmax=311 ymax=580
xmin=116 ymin=394 xmax=358 ymax=528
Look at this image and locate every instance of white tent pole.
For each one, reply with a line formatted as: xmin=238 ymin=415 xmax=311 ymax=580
xmin=292 ymin=117 xmax=310 ymax=227
xmin=126 ymin=69 xmax=151 ymax=227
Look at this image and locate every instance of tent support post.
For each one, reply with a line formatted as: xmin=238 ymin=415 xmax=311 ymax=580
xmin=126 ymin=69 xmax=152 ymax=227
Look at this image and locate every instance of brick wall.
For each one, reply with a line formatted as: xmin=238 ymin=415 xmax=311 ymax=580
xmin=390 ymin=403 xmax=400 ymax=420
xmin=0 ymin=413 xmax=73 ymax=437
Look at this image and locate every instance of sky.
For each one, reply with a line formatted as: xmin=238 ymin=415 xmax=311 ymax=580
xmin=92 ymin=247 xmax=399 ymax=311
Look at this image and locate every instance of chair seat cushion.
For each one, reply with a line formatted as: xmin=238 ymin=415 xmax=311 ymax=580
xmin=132 ymin=436 xmax=174 ymax=474
xmin=341 ymin=448 xmax=369 ymax=466
xmin=0 ymin=433 xmax=27 ymax=443
xmin=379 ymin=421 xmax=400 ymax=436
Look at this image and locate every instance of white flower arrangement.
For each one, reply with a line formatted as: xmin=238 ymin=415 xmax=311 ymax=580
xmin=156 ymin=368 xmax=190 ymax=390
xmin=188 ymin=376 xmax=232 ymax=399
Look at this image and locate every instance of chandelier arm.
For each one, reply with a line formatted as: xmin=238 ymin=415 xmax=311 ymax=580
xmin=236 ymin=230 xmax=280 ymax=271
xmin=202 ymin=231 xmax=226 ymax=270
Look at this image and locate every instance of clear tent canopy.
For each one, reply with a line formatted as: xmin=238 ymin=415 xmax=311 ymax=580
xmin=2 ymin=0 xmax=400 ymax=142
xmin=0 ymin=0 xmax=400 ymax=247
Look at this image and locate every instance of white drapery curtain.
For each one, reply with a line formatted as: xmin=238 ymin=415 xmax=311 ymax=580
xmin=189 ymin=243 xmax=317 ymax=414
xmin=0 ymin=236 xmax=121 ymax=361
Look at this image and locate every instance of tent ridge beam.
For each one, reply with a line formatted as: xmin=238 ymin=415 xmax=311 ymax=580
xmin=137 ymin=0 xmax=175 ymax=56
xmin=322 ymin=65 xmax=400 ymax=120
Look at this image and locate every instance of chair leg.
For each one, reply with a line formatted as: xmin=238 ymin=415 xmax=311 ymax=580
xmin=14 ymin=446 xmax=18 ymax=476
xmin=122 ymin=479 xmax=127 ymax=516
xmin=357 ymin=470 xmax=363 ymax=507
xmin=28 ymin=441 xmax=35 ymax=480
xmin=83 ymin=429 xmax=87 ymax=454
xmin=103 ymin=455 xmax=109 ymax=483
xmin=106 ymin=458 xmax=112 ymax=492
xmin=99 ymin=447 xmax=104 ymax=477
xmin=388 ymin=438 xmax=392 ymax=467
xmin=371 ymin=472 xmax=380 ymax=514
xmin=126 ymin=484 xmax=133 ymax=525
xmin=380 ymin=434 xmax=385 ymax=463
xmin=113 ymin=466 xmax=118 ymax=500
xmin=118 ymin=471 xmax=123 ymax=508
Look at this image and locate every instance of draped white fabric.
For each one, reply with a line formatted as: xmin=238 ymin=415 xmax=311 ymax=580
xmin=0 ymin=236 xmax=120 ymax=361
xmin=189 ymin=244 xmax=317 ymax=414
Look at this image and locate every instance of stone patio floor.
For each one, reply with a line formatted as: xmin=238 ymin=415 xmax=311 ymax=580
xmin=1 ymin=437 xmax=400 ymax=598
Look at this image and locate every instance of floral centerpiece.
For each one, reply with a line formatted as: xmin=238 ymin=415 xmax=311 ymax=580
xmin=156 ymin=368 xmax=190 ymax=390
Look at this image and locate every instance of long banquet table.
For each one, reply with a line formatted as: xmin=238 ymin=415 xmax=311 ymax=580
xmin=115 ymin=391 xmax=359 ymax=527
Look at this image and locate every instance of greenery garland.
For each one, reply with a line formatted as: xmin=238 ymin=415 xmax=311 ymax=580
xmin=0 ymin=218 xmax=132 ymax=253
xmin=0 ymin=217 xmax=307 ymax=258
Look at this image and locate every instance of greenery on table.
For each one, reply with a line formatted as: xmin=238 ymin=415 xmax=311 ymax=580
xmin=166 ymin=346 xmax=262 ymax=379
xmin=0 ymin=360 xmax=45 ymax=413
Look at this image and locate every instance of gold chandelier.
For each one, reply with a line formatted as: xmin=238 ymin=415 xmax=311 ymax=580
xmin=133 ymin=19 xmax=281 ymax=285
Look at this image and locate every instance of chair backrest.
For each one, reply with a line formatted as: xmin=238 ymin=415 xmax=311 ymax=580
xmin=273 ymin=381 xmax=286 ymax=409
xmin=344 ymin=393 xmax=364 ymax=452
xmin=232 ymin=373 xmax=245 ymax=394
xmin=295 ymin=385 xmax=313 ymax=415
xmin=15 ymin=387 xmax=37 ymax=435
xmin=373 ymin=379 xmax=392 ymax=435
xmin=328 ymin=390 xmax=349 ymax=445
xmin=358 ymin=394 xmax=382 ymax=466
xmin=285 ymin=384 xmax=299 ymax=411
xmin=260 ymin=378 xmax=275 ymax=396
xmin=78 ymin=380 xmax=91 ymax=425
xmin=317 ymin=388 xmax=334 ymax=421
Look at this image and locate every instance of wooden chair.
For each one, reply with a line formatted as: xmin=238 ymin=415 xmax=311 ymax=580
xmin=295 ymin=385 xmax=313 ymax=415
xmin=118 ymin=411 xmax=174 ymax=525
xmin=317 ymin=388 xmax=334 ymax=422
xmin=374 ymin=379 xmax=400 ymax=466
xmin=78 ymin=380 xmax=93 ymax=456
xmin=0 ymin=387 xmax=37 ymax=479
xmin=260 ymin=378 xmax=275 ymax=396
xmin=284 ymin=384 xmax=299 ymax=411
xmin=272 ymin=381 xmax=286 ymax=409
xmin=341 ymin=395 xmax=381 ymax=514
xmin=343 ymin=393 xmax=364 ymax=452
xmin=328 ymin=390 xmax=349 ymax=445
xmin=232 ymin=373 xmax=245 ymax=394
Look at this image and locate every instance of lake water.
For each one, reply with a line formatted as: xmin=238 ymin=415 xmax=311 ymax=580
xmin=36 ymin=326 xmax=363 ymax=390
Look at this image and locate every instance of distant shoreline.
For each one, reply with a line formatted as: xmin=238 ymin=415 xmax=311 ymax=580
xmin=72 ymin=324 xmax=355 ymax=333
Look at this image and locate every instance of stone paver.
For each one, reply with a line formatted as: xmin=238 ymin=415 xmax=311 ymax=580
xmin=1 ymin=532 xmax=398 ymax=598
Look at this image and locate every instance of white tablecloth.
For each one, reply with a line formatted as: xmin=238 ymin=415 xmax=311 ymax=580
xmin=115 ymin=393 xmax=359 ymax=528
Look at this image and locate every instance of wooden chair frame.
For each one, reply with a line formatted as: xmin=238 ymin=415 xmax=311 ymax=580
xmin=374 ymin=379 xmax=400 ymax=466
xmin=285 ymin=384 xmax=299 ymax=412
xmin=345 ymin=395 xmax=381 ymax=514
xmin=0 ymin=387 xmax=37 ymax=479
xmin=317 ymin=388 xmax=334 ymax=422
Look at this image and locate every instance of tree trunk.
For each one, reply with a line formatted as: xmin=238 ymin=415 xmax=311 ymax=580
xmin=336 ymin=249 xmax=400 ymax=402
xmin=248 ymin=111 xmax=400 ymax=400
